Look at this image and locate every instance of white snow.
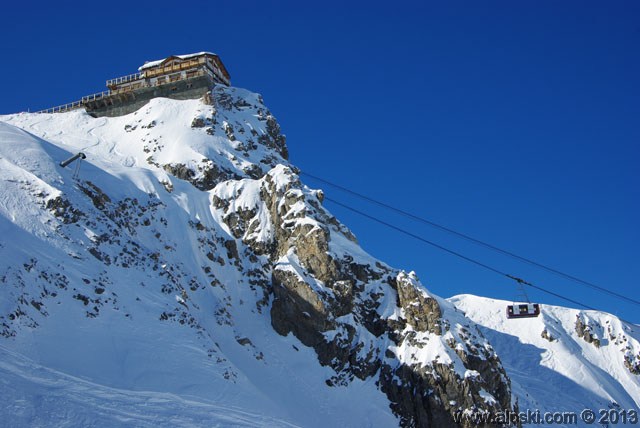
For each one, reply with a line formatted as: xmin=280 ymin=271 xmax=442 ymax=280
xmin=0 ymin=93 xmax=398 ymax=427
xmin=2 ymin=85 xmax=638 ymax=427
xmin=449 ymin=294 xmax=640 ymax=418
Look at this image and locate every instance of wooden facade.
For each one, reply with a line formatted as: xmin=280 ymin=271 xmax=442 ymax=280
xmin=106 ymin=52 xmax=230 ymax=95
xmin=37 ymin=52 xmax=230 ymax=115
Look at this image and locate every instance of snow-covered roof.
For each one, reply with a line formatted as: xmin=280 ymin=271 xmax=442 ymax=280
xmin=138 ymin=52 xmax=217 ymax=71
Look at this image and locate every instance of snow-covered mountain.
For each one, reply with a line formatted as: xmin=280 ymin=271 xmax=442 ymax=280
xmin=0 ymin=85 xmax=638 ymax=427
xmin=449 ymin=295 xmax=640 ymax=420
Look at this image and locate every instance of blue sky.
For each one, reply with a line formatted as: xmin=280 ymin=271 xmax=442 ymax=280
xmin=1 ymin=1 xmax=638 ymax=322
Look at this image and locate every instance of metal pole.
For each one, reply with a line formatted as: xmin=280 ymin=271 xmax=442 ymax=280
xmin=60 ymin=152 xmax=86 ymax=168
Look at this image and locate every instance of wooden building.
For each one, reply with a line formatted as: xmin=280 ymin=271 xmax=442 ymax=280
xmin=107 ymin=52 xmax=231 ymax=94
xmin=38 ymin=52 xmax=231 ymax=117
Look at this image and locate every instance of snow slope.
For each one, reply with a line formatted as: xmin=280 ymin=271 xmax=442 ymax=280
xmin=449 ymin=295 xmax=640 ymax=421
xmin=1 ymin=86 xmax=638 ymax=427
xmin=0 ymin=344 xmax=300 ymax=428
xmin=0 ymin=94 xmax=398 ymax=427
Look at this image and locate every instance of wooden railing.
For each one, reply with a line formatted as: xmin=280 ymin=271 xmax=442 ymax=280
xmin=35 ymin=91 xmax=111 ymax=114
xmin=143 ymin=58 xmax=205 ymax=78
xmin=36 ymin=66 xmax=218 ymax=114
xmin=108 ymin=68 xmax=210 ymax=95
xmin=106 ymin=72 xmax=142 ymax=87
xmin=36 ymin=100 xmax=85 ymax=114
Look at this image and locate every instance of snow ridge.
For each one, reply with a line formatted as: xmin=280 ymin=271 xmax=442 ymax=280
xmin=1 ymin=85 xmax=637 ymax=427
xmin=0 ymin=90 xmax=397 ymax=427
xmin=449 ymin=295 xmax=640 ymax=420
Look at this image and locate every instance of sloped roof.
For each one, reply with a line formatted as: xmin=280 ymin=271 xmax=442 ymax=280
xmin=138 ymin=52 xmax=217 ymax=71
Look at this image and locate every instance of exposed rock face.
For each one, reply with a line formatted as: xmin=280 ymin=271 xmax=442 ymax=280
xmin=163 ymin=160 xmax=240 ymax=191
xmin=1 ymin=85 xmax=516 ymax=427
xmin=624 ymin=353 xmax=640 ymax=375
xmin=212 ymin=165 xmax=515 ymax=427
xmin=396 ymin=273 xmax=443 ymax=335
xmin=541 ymin=328 xmax=556 ymax=342
xmin=575 ymin=315 xmax=601 ymax=348
xmin=142 ymin=86 xmax=288 ymax=192
xmin=574 ymin=313 xmax=640 ymax=376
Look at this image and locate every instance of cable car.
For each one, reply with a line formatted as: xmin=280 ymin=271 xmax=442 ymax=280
xmin=506 ymin=303 xmax=541 ymax=319
xmin=506 ymin=275 xmax=541 ymax=319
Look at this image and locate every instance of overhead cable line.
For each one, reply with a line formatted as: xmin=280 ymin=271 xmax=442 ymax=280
xmin=302 ymin=171 xmax=640 ymax=307
xmin=325 ymin=196 xmax=607 ymax=315
xmin=328 ymin=195 xmax=638 ymax=326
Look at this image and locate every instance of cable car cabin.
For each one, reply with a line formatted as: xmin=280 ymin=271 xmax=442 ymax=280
xmin=506 ymin=303 xmax=541 ymax=319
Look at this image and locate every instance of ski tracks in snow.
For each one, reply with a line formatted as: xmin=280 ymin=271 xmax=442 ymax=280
xmin=0 ymin=345 xmax=299 ymax=428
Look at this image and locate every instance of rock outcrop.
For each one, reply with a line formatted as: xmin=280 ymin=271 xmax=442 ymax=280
xmin=575 ymin=314 xmax=601 ymax=348
xmin=212 ymin=163 xmax=515 ymax=427
xmin=0 ymin=85 xmax=516 ymax=427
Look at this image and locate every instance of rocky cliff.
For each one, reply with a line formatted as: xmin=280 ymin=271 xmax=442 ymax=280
xmin=1 ymin=85 xmax=517 ymax=427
